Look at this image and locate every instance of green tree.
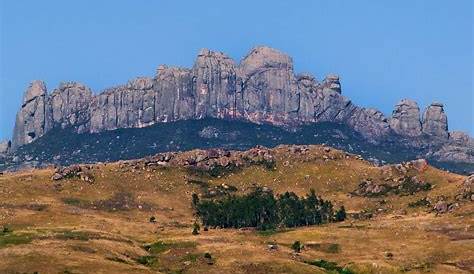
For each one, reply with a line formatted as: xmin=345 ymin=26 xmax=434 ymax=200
xmin=335 ymin=206 xmax=346 ymax=222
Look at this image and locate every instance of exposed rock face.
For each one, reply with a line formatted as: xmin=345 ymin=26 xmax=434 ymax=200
xmin=154 ymin=66 xmax=195 ymax=122
xmin=348 ymin=108 xmax=390 ymax=140
xmin=8 ymin=46 xmax=473 ymax=166
xmin=193 ymin=49 xmax=237 ymax=119
xmin=0 ymin=140 xmax=11 ymax=155
xmin=12 ymin=80 xmax=48 ymax=149
xmin=47 ymin=82 xmax=93 ymax=133
xmin=239 ymin=46 xmax=299 ymax=123
xmin=389 ymin=99 xmax=422 ymax=136
xmin=429 ymin=131 xmax=474 ymax=163
xmin=422 ymin=102 xmax=448 ymax=139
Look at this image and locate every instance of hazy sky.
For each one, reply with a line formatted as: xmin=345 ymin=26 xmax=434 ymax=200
xmin=0 ymin=0 xmax=472 ymax=141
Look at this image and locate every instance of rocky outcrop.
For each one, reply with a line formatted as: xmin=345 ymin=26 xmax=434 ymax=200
xmin=389 ymin=99 xmax=422 ymax=137
xmin=348 ymin=108 xmax=390 ymax=140
xmin=239 ymin=46 xmax=299 ymax=124
xmin=8 ymin=46 xmax=473 ymax=166
xmin=0 ymin=140 xmax=10 ymax=156
xmin=193 ymin=49 xmax=238 ymax=119
xmin=154 ymin=66 xmax=195 ymax=122
xmin=12 ymin=81 xmax=48 ymax=149
xmin=47 ymin=82 xmax=93 ymax=133
xmin=422 ymin=102 xmax=448 ymax=139
xmin=429 ymin=131 xmax=474 ymax=163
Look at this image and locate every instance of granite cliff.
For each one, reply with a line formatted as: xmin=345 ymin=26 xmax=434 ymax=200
xmin=3 ymin=46 xmax=473 ymax=168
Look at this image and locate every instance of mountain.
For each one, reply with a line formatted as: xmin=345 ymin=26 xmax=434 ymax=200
xmin=1 ymin=46 xmax=473 ymax=172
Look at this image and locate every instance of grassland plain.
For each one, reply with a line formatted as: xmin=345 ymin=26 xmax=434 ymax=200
xmin=0 ymin=145 xmax=472 ymax=274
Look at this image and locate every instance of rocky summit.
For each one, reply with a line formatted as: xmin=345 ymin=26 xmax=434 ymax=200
xmin=2 ymin=46 xmax=473 ymax=171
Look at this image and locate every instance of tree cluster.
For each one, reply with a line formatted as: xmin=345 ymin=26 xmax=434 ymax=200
xmin=193 ymin=188 xmax=346 ymax=230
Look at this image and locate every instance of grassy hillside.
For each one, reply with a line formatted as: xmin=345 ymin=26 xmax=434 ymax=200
xmin=0 ymin=145 xmax=472 ymax=273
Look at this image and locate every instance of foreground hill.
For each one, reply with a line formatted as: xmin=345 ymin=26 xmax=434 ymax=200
xmin=0 ymin=145 xmax=472 ymax=273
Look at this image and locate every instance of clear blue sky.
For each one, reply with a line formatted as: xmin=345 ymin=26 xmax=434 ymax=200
xmin=1 ymin=0 xmax=472 ymax=141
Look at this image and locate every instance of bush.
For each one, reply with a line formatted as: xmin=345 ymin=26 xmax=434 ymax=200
xmin=192 ymin=193 xmax=200 ymax=208
xmin=135 ymin=256 xmax=156 ymax=266
xmin=291 ymin=240 xmax=303 ymax=253
xmin=1 ymin=226 xmax=12 ymax=235
xmin=335 ymin=206 xmax=346 ymax=222
xmin=305 ymin=259 xmax=354 ymax=274
xmin=192 ymin=222 xmax=200 ymax=235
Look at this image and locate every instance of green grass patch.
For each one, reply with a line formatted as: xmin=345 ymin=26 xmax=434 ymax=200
xmin=181 ymin=253 xmax=200 ymax=262
xmin=135 ymin=255 xmax=158 ymax=267
xmin=0 ymin=232 xmax=33 ymax=248
xmin=56 ymin=230 xmax=90 ymax=241
xmin=106 ymin=256 xmax=131 ymax=265
xmin=305 ymin=243 xmax=340 ymax=253
xmin=62 ymin=197 xmax=83 ymax=206
xmin=144 ymin=241 xmax=197 ymax=254
xmin=305 ymin=259 xmax=355 ymax=274
xmin=408 ymin=198 xmax=430 ymax=208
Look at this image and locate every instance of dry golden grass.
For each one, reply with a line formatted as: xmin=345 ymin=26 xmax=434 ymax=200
xmin=0 ymin=145 xmax=472 ymax=273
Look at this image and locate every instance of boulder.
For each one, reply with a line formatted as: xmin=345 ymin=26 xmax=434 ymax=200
xmin=198 ymin=126 xmax=220 ymax=139
xmin=51 ymin=165 xmax=88 ymax=181
xmin=433 ymin=200 xmax=448 ymax=214
xmin=411 ymin=159 xmax=428 ymax=172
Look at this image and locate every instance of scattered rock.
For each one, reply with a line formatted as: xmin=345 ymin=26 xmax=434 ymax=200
xmin=267 ymin=244 xmax=278 ymax=251
xmin=433 ymin=200 xmax=449 ymax=214
xmin=51 ymin=165 xmax=94 ymax=183
xmin=198 ymin=126 xmax=220 ymax=139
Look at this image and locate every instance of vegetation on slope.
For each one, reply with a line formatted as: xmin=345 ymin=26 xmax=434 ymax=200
xmin=194 ymin=188 xmax=345 ymax=230
xmin=3 ymin=118 xmax=471 ymax=174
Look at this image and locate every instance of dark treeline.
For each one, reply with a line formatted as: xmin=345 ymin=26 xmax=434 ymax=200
xmin=193 ymin=188 xmax=346 ymax=230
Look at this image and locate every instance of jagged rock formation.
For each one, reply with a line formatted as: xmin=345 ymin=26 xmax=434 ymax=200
xmin=7 ymin=46 xmax=473 ymax=165
xmin=389 ymin=99 xmax=422 ymax=137
xmin=0 ymin=140 xmax=10 ymax=156
xmin=11 ymin=81 xmax=48 ymax=149
xmin=422 ymin=102 xmax=448 ymax=139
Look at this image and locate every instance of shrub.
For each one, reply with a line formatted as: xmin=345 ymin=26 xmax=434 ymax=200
xmin=335 ymin=206 xmax=346 ymax=222
xmin=135 ymin=256 xmax=156 ymax=266
xmin=305 ymin=259 xmax=354 ymax=274
xmin=1 ymin=226 xmax=12 ymax=235
xmin=291 ymin=240 xmax=303 ymax=253
xmin=192 ymin=193 xmax=200 ymax=208
xmin=192 ymin=222 xmax=200 ymax=235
